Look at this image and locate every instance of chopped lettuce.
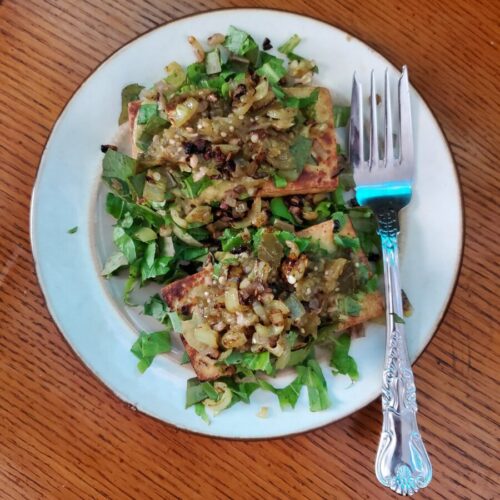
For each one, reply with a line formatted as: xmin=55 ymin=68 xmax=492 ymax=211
xmin=119 ymin=83 xmax=144 ymax=125
xmin=131 ymin=330 xmax=172 ymax=373
xmin=137 ymin=102 xmax=158 ymax=124
xmin=270 ymin=197 xmax=295 ymax=224
xmin=278 ymin=34 xmax=301 ymax=55
xmin=102 ymin=150 xmax=137 ymax=182
xmin=333 ymin=105 xmax=351 ymax=128
xmin=330 ymin=333 xmax=359 ymax=381
xmin=256 ymin=53 xmax=287 ymax=84
xmin=296 ymin=359 xmax=330 ymax=411
xmin=290 ymin=135 xmax=313 ymax=174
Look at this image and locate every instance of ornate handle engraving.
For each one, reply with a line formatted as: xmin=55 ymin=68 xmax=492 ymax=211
xmin=375 ymin=221 xmax=432 ymax=495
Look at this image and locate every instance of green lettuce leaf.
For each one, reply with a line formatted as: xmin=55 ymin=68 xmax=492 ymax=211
xmin=119 ymin=83 xmax=144 ymax=125
xmin=330 ymin=333 xmax=359 ymax=381
xmin=131 ymin=330 xmax=171 ymax=373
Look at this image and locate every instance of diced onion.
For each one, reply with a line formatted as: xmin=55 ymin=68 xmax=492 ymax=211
xmin=224 ymin=284 xmax=241 ymax=313
xmin=170 ymin=207 xmax=188 ymax=228
xmin=170 ymin=97 xmax=199 ymax=127
xmin=193 ymin=324 xmax=219 ymax=349
xmin=203 ymin=382 xmax=232 ymax=415
xmin=232 ymin=197 xmax=262 ymax=229
xmin=254 ymin=79 xmax=269 ymax=101
xmin=252 ymin=301 xmax=268 ymax=322
xmin=163 ymin=236 xmax=175 ymax=257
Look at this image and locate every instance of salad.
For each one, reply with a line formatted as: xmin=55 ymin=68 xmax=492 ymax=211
xmin=101 ymin=27 xmax=394 ymax=422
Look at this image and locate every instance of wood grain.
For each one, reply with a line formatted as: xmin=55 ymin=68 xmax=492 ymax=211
xmin=1 ymin=0 xmax=499 ymax=498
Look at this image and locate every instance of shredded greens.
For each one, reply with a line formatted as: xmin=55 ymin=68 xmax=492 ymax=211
xmin=100 ymin=26 xmax=389 ymax=423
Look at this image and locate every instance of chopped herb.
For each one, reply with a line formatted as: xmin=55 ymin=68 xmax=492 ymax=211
xmin=330 ymin=333 xmax=359 ymax=381
xmin=137 ymin=103 xmax=158 ymax=124
xmin=131 ymin=330 xmax=172 ymax=373
xmin=278 ymin=34 xmax=301 ymax=55
xmin=67 ymin=226 xmax=78 ymax=234
xmin=102 ymin=150 xmax=137 ymax=182
xmin=143 ymin=294 xmax=168 ymax=323
xmin=205 ymin=49 xmax=222 ymax=75
xmin=113 ymin=226 xmax=137 ymax=264
xmin=223 ymin=351 xmax=274 ymax=375
xmin=391 ymin=312 xmax=406 ymax=324
xmin=290 ymin=135 xmax=313 ymax=174
xmin=136 ymin=115 xmax=169 ymax=151
xmin=296 ymin=360 xmax=330 ymax=411
xmin=181 ymin=175 xmax=213 ymax=198
xmin=101 ymin=251 xmax=128 ymax=276
xmin=270 ymin=197 xmax=296 ymax=224
xmin=340 ymin=296 xmax=362 ymax=317
xmin=167 ymin=311 xmax=183 ymax=332
xmin=220 ymin=228 xmax=245 ymax=252
xmin=180 ymin=351 xmax=190 ymax=365
xmin=119 ymin=83 xmax=144 ymax=125
xmin=273 ymin=174 xmax=288 ymax=188
xmin=332 ymin=211 xmax=348 ymax=230
xmin=280 ymin=88 xmax=319 ymax=109
xmin=194 ymin=402 xmax=210 ymax=423
xmin=334 ymin=234 xmax=361 ymax=250
xmin=333 ymin=105 xmax=351 ymax=127
xmin=256 ymin=53 xmax=287 ymax=84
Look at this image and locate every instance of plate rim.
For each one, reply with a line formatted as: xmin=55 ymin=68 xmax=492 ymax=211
xmin=30 ymin=6 xmax=465 ymax=440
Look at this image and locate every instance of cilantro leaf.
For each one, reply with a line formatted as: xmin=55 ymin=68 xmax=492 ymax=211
xmin=67 ymin=226 xmax=78 ymax=234
xmin=330 ymin=333 xmax=359 ymax=381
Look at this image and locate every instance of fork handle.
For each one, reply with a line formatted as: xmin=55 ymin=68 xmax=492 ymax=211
xmin=374 ymin=208 xmax=432 ymax=496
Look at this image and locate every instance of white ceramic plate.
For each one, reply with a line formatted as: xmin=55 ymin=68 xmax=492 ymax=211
xmin=31 ymin=9 xmax=462 ymax=438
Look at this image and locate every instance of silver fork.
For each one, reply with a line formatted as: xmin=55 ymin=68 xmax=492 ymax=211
xmin=349 ymin=67 xmax=432 ymax=496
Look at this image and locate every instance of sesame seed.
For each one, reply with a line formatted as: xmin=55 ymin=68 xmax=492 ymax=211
xmin=186 ymin=126 xmax=194 ymax=132
xmin=204 ymin=291 xmax=209 ymax=296
xmin=229 ymin=125 xmax=235 ymax=132
xmin=169 ymin=139 xmax=175 ymax=145
xmin=250 ymin=133 xmax=259 ymax=143
xmin=313 ymin=266 xmax=318 ymax=271
xmin=306 ymin=287 xmax=311 ymax=294
xmin=152 ymin=171 xmax=161 ymax=181
xmin=238 ymin=115 xmax=244 ymax=120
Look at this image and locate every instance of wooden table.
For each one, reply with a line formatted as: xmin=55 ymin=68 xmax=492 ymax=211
xmin=1 ymin=1 xmax=498 ymax=498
